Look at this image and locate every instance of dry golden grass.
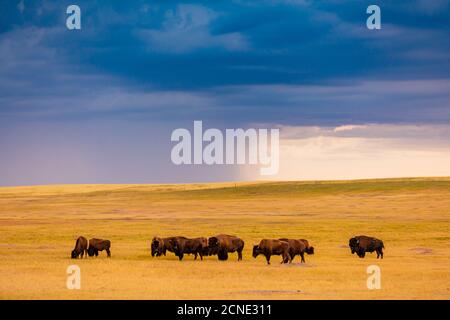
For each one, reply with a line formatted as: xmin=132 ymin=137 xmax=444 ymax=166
xmin=1 ymin=177 xmax=449 ymax=299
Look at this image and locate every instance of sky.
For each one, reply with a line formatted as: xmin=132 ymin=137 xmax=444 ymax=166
xmin=0 ymin=0 xmax=450 ymax=186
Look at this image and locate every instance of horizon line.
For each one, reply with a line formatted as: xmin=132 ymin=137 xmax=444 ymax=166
xmin=2 ymin=175 xmax=450 ymax=189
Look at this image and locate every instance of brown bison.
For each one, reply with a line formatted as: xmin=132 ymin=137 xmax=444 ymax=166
xmin=71 ymin=236 xmax=88 ymax=259
xmin=169 ymin=237 xmax=208 ymax=261
xmin=151 ymin=236 xmax=178 ymax=257
xmin=279 ymin=238 xmax=307 ymax=263
xmin=208 ymin=234 xmax=244 ymax=261
xmin=253 ymin=239 xmax=291 ymax=265
xmin=87 ymin=238 xmax=111 ymax=257
xmin=300 ymin=239 xmax=315 ymax=255
xmin=349 ymin=235 xmax=384 ymax=259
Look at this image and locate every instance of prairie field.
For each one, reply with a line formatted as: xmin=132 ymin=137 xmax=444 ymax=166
xmin=0 ymin=177 xmax=449 ymax=300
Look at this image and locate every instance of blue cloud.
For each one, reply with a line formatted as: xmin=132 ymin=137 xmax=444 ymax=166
xmin=0 ymin=0 xmax=449 ymax=124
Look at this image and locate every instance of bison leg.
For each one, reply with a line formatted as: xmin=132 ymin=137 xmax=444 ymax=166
xmin=178 ymin=253 xmax=184 ymax=261
xmin=283 ymin=252 xmax=292 ymax=264
xmin=106 ymin=249 xmax=111 ymax=258
xmin=377 ymin=248 xmax=383 ymax=259
xmin=237 ymin=249 xmax=243 ymax=261
xmin=265 ymin=254 xmax=271 ymax=265
xmin=300 ymin=252 xmax=305 ymax=263
xmin=289 ymin=250 xmax=295 ymax=263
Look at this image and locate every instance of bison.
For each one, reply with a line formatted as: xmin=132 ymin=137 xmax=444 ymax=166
xmin=253 ymin=239 xmax=291 ymax=265
xmin=151 ymin=236 xmax=179 ymax=257
xmin=349 ymin=235 xmax=384 ymax=259
xmin=169 ymin=237 xmax=208 ymax=261
xmin=279 ymin=238 xmax=307 ymax=263
xmin=87 ymin=238 xmax=111 ymax=257
xmin=208 ymin=234 xmax=244 ymax=261
xmin=71 ymin=236 xmax=88 ymax=259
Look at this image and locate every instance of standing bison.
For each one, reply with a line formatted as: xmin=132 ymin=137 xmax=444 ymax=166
xmin=349 ymin=235 xmax=384 ymax=259
xmin=253 ymin=239 xmax=291 ymax=265
xmin=169 ymin=237 xmax=208 ymax=261
xmin=208 ymin=234 xmax=244 ymax=261
xmin=151 ymin=236 xmax=178 ymax=257
xmin=279 ymin=238 xmax=307 ymax=263
xmin=87 ymin=238 xmax=111 ymax=258
xmin=71 ymin=236 xmax=88 ymax=259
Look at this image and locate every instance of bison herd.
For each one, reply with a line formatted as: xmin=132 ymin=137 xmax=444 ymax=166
xmin=150 ymin=235 xmax=244 ymax=261
xmin=72 ymin=233 xmax=384 ymax=263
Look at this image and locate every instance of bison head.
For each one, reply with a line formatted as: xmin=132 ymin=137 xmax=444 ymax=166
xmin=306 ymin=246 xmax=315 ymax=255
xmin=151 ymin=238 xmax=161 ymax=257
xmin=349 ymin=237 xmax=359 ymax=254
xmin=252 ymin=245 xmax=261 ymax=258
xmin=208 ymin=237 xmax=220 ymax=256
xmin=87 ymin=247 xmax=96 ymax=257
xmin=71 ymin=250 xmax=78 ymax=259
xmin=217 ymin=250 xmax=228 ymax=261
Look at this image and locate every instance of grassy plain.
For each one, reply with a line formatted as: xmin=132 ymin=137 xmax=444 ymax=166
xmin=0 ymin=178 xmax=449 ymax=299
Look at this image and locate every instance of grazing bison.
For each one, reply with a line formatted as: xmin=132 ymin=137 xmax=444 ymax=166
xmin=300 ymin=239 xmax=315 ymax=255
xmin=151 ymin=236 xmax=179 ymax=257
xmin=208 ymin=234 xmax=244 ymax=261
xmin=87 ymin=238 xmax=111 ymax=258
xmin=253 ymin=239 xmax=291 ymax=265
xmin=71 ymin=236 xmax=88 ymax=259
xmin=279 ymin=238 xmax=307 ymax=263
xmin=349 ymin=235 xmax=384 ymax=259
xmin=169 ymin=237 xmax=208 ymax=261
